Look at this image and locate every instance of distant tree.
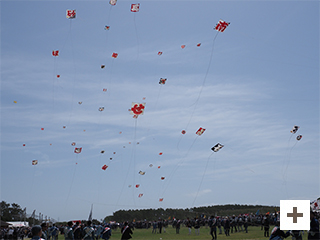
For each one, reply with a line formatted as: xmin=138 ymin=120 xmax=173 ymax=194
xmin=10 ymin=203 xmax=24 ymax=221
xmin=0 ymin=201 xmax=24 ymax=221
xmin=1 ymin=201 xmax=11 ymax=221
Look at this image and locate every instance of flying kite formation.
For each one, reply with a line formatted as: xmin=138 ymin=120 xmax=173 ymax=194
xmin=19 ymin=2 xmax=306 ymax=211
xmin=26 ymin=8 xmax=235 ymax=206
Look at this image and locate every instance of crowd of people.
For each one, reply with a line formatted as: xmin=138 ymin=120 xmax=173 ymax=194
xmin=1 ymin=210 xmax=319 ymax=240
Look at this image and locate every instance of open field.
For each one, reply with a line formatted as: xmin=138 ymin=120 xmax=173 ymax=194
xmin=55 ymin=225 xmax=309 ymax=240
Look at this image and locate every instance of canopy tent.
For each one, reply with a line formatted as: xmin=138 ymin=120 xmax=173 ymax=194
xmin=6 ymin=222 xmax=29 ymax=227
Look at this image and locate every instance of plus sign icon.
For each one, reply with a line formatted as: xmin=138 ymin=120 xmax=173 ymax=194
xmin=280 ymin=200 xmax=310 ymax=230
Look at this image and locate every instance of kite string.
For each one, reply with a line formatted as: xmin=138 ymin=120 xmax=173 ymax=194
xmin=64 ymin=155 xmax=78 ymax=213
xmin=192 ymin=152 xmax=214 ymax=206
xmin=67 ymin=20 xmax=77 ymax=126
xmin=184 ymin=31 xmax=219 ymax=129
xmin=161 ymin=136 xmax=198 ymax=196
xmin=280 ymin=135 xmax=293 ymax=197
xmin=283 ymin=141 xmax=298 ymax=188
xmin=115 ymin=119 xmax=137 ymax=206
xmin=176 ymin=32 xmax=219 ymax=149
xmin=133 ymin=14 xmax=140 ymax=59
xmin=133 ymin=119 xmax=138 ymax=206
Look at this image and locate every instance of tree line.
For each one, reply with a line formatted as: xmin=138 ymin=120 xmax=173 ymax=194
xmin=103 ymin=204 xmax=279 ymax=223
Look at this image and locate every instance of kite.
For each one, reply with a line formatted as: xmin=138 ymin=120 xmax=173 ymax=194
xmin=197 ymin=43 xmax=201 ymax=47
xmin=78 ymin=102 xmax=82 ymax=105
xmin=112 ymin=52 xmax=118 ymax=58
xmin=66 ymin=9 xmax=76 ymax=19
xmin=13 ymin=101 xmax=17 ymax=103
xmin=104 ymin=26 xmax=110 ymax=30
xmin=196 ymin=127 xmax=206 ymax=136
xmin=158 ymin=51 xmax=163 ymax=56
xmin=181 ymin=130 xmax=186 ymax=134
xmin=102 ymin=165 xmax=108 ymax=170
xmin=159 ymin=78 xmax=167 ymax=85
xmin=74 ymin=147 xmax=82 ymax=154
xmin=159 ymin=198 xmax=164 ymax=202
xmin=291 ymin=125 xmax=299 ymax=134
xmin=101 ymin=150 xmax=105 ymax=154
xmin=99 ymin=107 xmax=105 ymax=111
xmin=181 ymin=45 xmax=186 ymax=49
xmin=135 ymin=184 xmax=140 ymax=188
xmin=101 ymin=65 xmax=105 ymax=69
xmin=52 ymin=50 xmax=59 ymax=57
xmin=157 ymin=166 xmax=161 ymax=169
xmin=130 ymin=102 xmax=146 ymax=115
xmin=128 ymin=185 xmax=132 ymax=188
xmin=32 ymin=160 xmax=38 ymax=165
xmin=113 ymin=152 xmax=116 ymax=154
xmin=23 ymin=144 xmax=26 ymax=146
xmin=63 ymin=126 xmax=66 ymax=129
xmin=138 ymin=193 xmax=143 ymax=198
xmin=215 ymin=19 xmax=230 ymax=32
xmin=161 ymin=177 xmax=165 ymax=180
xmin=131 ymin=3 xmax=140 ymax=12
xmin=57 ymin=75 xmax=60 ymax=78
xmin=159 ymin=152 xmax=163 ymax=155
xmin=296 ymin=135 xmax=302 ymax=141
xmin=71 ymin=142 xmax=76 ymax=146
xmin=138 ymin=170 xmax=145 ymax=175
xmin=103 ymin=88 xmax=107 ymax=92
xmin=110 ymin=158 xmax=112 ymax=160
xmin=41 ymin=128 xmax=44 ymax=131
xmin=149 ymin=164 xmax=153 ymax=167
xmin=109 ymin=0 xmax=117 ymax=6
xmin=211 ymin=143 xmax=224 ymax=152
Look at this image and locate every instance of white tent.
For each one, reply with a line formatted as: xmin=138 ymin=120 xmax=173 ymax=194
xmin=7 ymin=222 xmax=29 ymax=227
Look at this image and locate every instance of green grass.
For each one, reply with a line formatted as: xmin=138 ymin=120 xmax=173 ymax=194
xmin=57 ymin=225 xmax=309 ymax=240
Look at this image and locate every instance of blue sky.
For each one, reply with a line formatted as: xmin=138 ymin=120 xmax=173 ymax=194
xmin=1 ymin=0 xmax=319 ymax=222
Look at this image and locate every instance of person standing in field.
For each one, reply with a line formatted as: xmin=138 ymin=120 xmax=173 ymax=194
xmin=264 ymin=214 xmax=270 ymax=238
xmin=209 ymin=215 xmax=217 ymax=240
xmin=186 ymin=218 xmax=192 ymax=235
xmin=308 ymin=211 xmax=319 ymax=239
xmin=64 ymin=221 xmax=74 ymax=240
xmin=151 ymin=220 xmax=157 ymax=234
xmin=194 ymin=217 xmax=200 ymax=235
xmin=31 ymin=226 xmax=44 ymax=240
xmin=73 ymin=221 xmax=82 ymax=240
xmin=83 ymin=221 xmax=94 ymax=240
xmin=175 ymin=219 xmax=181 ymax=234
xmin=121 ymin=222 xmax=133 ymax=240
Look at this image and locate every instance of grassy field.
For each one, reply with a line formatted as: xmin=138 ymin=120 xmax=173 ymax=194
xmin=56 ymin=225 xmax=309 ymax=240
